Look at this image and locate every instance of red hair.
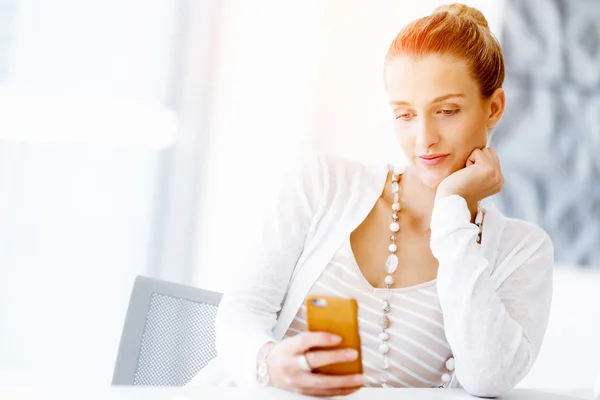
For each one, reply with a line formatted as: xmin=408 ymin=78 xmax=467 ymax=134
xmin=386 ymin=4 xmax=505 ymax=98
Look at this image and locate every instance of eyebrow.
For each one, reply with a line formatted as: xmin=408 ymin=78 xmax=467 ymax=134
xmin=389 ymin=93 xmax=466 ymax=106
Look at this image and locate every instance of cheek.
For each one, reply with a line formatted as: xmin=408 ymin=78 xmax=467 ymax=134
xmin=439 ymin=114 xmax=487 ymax=149
xmin=393 ymin=123 xmax=417 ymax=154
xmin=444 ymin=119 xmax=488 ymax=172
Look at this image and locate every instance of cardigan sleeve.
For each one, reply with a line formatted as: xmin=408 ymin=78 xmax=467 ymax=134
xmin=430 ymin=195 xmax=554 ymax=398
xmin=214 ymin=153 xmax=326 ymax=388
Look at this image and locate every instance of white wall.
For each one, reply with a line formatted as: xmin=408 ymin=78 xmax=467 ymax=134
xmin=7 ymin=0 xmax=177 ymax=102
xmin=0 ymin=0 xmax=180 ymax=385
xmin=0 ymin=92 xmax=177 ymax=385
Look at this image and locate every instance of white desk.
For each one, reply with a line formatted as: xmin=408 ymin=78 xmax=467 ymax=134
xmin=0 ymin=387 xmax=592 ymax=400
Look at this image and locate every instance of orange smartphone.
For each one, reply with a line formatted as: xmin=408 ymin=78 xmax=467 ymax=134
xmin=305 ymin=295 xmax=363 ymax=376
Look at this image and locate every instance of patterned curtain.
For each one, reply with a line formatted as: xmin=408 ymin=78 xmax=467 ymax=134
xmin=494 ymin=0 xmax=600 ymax=267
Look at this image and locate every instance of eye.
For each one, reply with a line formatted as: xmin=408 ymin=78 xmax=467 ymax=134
xmin=396 ymin=112 xmax=414 ymax=121
xmin=438 ymin=109 xmax=459 ymax=116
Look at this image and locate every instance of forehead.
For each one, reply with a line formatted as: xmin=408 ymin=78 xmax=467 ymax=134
xmin=385 ymin=55 xmax=480 ymax=103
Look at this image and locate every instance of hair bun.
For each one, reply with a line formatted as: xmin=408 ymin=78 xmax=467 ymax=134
xmin=433 ymin=3 xmax=489 ymax=30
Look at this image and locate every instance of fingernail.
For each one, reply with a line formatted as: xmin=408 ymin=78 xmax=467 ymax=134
xmin=345 ymin=350 xmax=358 ymax=360
xmin=330 ymin=335 xmax=342 ymax=343
xmin=354 ymin=375 xmax=364 ymax=384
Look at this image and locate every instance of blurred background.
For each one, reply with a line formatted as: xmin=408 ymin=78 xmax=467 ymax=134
xmin=0 ymin=0 xmax=598 ymax=392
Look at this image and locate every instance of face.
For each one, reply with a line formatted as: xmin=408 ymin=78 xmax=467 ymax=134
xmin=384 ymin=54 xmax=504 ymax=188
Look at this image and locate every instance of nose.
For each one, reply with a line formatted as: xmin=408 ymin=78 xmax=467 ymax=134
xmin=415 ymin=116 xmax=440 ymax=151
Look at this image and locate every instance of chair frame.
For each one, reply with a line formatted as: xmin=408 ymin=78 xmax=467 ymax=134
xmin=112 ymin=275 xmax=222 ymax=385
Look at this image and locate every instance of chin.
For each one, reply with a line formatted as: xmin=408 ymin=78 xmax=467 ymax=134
xmin=414 ymin=167 xmax=449 ymax=189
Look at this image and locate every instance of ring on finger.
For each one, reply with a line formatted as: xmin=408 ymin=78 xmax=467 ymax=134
xmin=298 ymin=354 xmax=313 ymax=372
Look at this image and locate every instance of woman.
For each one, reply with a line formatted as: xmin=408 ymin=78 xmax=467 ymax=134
xmin=191 ymin=3 xmax=553 ymax=397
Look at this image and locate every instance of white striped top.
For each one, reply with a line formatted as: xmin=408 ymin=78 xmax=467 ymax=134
xmin=283 ymin=235 xmax=453 ymax=388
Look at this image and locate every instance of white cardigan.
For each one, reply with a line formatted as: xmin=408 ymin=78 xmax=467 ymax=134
xmin=189 ymin=154 xmax=554 ymax=398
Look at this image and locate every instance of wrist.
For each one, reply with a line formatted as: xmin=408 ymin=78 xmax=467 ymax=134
xmin=436 ymin=186 xmax=461 ymax=199
xmin=257 ymin=342 xmax=276 ymax=362
xmin=256 ymin=342 xmax=276 ymax=386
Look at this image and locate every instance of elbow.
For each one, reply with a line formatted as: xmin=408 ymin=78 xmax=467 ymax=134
xmin=458 ymin=362 xmax=529 ymax=398
xmin=456 ymin=334 xmax=535 ymax=397
xmin=457 ymin=354 xmax=530 ymax=398
xmin=461 ymin=379 xmax=513 ymax=398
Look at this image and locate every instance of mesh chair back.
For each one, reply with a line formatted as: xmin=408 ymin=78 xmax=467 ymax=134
xmin=113 ymin=276 xmax=222 ymax=386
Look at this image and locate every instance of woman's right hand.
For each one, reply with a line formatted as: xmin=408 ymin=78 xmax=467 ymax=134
xmin=262 ymin=332 xmax=364 ymax=397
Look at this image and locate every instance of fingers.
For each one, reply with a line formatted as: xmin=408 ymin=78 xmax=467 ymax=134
xmin=482 ymin=146 xmax=498 ymax=160
xmin=470 ymin=147 xmax=499 ymax=167
xmin=304 ymin=372 xmax=364 ymax=389
xmin=466 ymin=148 xmax=484 ymax=166
xmin=290 ymin=371 xmax=364 ymax=390
xmin=305 ymin=348 xmax=359 ymax=369
xmin=487 ymin=148 xmax=501 ymax=169
xmin=287 ymin=332 xmax=342 ymax=354
xmin=480 ymin=147 xmax=504 ymax=192
xmin=269 ymin=333 xmax=364 ymax=396
xmin=481 ymin=147 xmax=501 ymax=171
xmin=295 ymin=386 xmax=361 ymax=397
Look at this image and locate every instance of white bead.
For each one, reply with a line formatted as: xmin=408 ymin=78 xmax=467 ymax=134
xmin=380 ymin=315 xmax=390 ymax=329
xmin=388 ymin=243 xmax=397 ymax=252
xmin=441 ymin=374 xmax=451 ymax=383
xmin=384 ymin=275 xmax=394 ymax=285
xmin=392 ymin=202 xmax=400 ymax=212
xmin=378 ymin=343 xmax=390 ymax=354
xmin=392 ymin=214 xmax=398 ymax=220
xmin=381 ymin=300 xmax=390 ymax=312
xmin=378 ymin=332 xmax=389 ymax=341
xmin=385 ymin=254 xmax=398 ymax=274
xmin=392 ymin=182 xmax=399 ymax=193
xmin=445 ymin=358 xmax=455 ymax=371
xmin=382 ymin=382 xmax=389 ymax=388
xmin=391 ymin=173 xmax=398 ymax=182
xmin=389 ymin=222 xmax=399 ymax=233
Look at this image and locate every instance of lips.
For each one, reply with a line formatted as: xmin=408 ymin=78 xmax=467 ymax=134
xmin=417 ymin=154 xmax=449 ymax=166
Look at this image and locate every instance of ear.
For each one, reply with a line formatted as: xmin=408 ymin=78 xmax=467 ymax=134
xmin=486 ymin=88 xmax=505 ymax=130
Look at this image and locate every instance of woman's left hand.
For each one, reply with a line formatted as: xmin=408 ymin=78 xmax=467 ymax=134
xmin=436 ymin=147 xmax=504 ymax=204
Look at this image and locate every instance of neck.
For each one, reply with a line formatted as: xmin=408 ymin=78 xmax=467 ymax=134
xmin=391 ymin=167 xmax=479 ymax=232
